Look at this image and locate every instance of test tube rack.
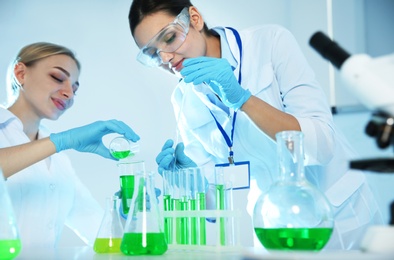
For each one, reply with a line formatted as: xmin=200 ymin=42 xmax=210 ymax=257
xmin=162 ymin=209 xmax=242 ymax=252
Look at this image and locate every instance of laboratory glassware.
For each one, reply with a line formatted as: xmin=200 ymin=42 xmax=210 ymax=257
xmin=0 ymin=169 xmax=21 ymax=259
xmin=253 ymin=131 xmax=334 ymax=251
xmin=117 ymin=160 xmax=145 ymax=215
xmin=189 ymin=167 xmax=207 ymax=245
xmin=93 ymin=196 xmax=123 ymax=254
xmin=120 ymin=171 xmax=167 ymax=255
xmin=162 ymin=170 xmax=174 ymax=244
xmin=214 ymin=167 xmax=234 ymax=246
xmin=109 ymin=136 xmax=140 ymax=160
xmin=177 ymin=168 xmax=191 ymax=244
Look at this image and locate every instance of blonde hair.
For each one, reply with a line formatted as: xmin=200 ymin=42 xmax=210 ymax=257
xmin=6 ymin=42 xmax=80 ymax=105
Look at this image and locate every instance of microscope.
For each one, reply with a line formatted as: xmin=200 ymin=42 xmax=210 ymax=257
xmin=310 ymin=31 xmax=394 ymax=253
xmin=309 ymin=31 xmax=394 ymax=172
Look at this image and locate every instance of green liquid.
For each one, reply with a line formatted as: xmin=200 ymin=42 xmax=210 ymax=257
xmin=93 ymin=238 xmax=122 ymax=253
xmin=0 ymin=239 xmax=21 ymax=260
xmin=216 ymin=184 xmax=226 ymax=245
xmin=120 ymin=175 xmax=135 ymax=214
xmin=254 ymin=227 xmax=333 ymax=251
xmin=172 ymin=198 xmax=181 ymax=244
xmin=188 ymin=193 xmax=207 ymax=245
xmin=171 ymin=198 xmax=189 ymax=244
xmin=163 ymin=195 xmax=172 ymax=244
xmin=189 ymin=198 xmax=197 ymax=245
xmin=120 ymin=232 xmax=167 ymax=255
xmin=111 ymin=150 xmax=131 ymax=159
xmin=197 ymin=192 xmax=206 ymax=245
xmin=179 ymin=198 xmax=189 ymax=244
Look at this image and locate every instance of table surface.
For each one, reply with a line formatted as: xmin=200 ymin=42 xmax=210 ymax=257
xmin=14 ymin=246 xmax=394 ymax=260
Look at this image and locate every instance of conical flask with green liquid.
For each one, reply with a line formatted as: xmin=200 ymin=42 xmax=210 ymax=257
xmin=93 ymin=196 xmax=124 ymax=253
xmin=120 ymin=171 xmax=167 ymax=255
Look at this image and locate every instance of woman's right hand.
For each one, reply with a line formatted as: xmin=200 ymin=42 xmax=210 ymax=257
xmin=156 ymin=139 xmax=196 ymax=175
xmin=49 ymin=119 xmax=140 ymax=160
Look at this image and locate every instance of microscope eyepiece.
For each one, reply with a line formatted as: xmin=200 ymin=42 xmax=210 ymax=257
xmin=309 ymin=31 xmax=350 ymax=69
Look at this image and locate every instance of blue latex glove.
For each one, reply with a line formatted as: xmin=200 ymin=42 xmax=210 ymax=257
xmin=155 ymin=139 xmax=197 ymax=175
xmin=181 ymin=57 xmax=251 ymax=110
xmin=50 ymin=120 xmax=139 ymax=160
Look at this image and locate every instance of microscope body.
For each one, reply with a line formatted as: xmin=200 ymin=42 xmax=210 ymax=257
xmin=340 ymin=53 xmax=394 ymax=116
xmin=310 ymin=32 xmax=394 ymax=254
xmin=310 ymin=32 xmax=394 ymax=171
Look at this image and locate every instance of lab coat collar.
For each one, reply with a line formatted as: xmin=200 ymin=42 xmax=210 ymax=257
xmin=0 ymin=107 xmax=22 ymax=129
xmin=212 ymin=26 xmax=242 ymax=84
xmin=0 ymin=106 xmax=49 ymax=139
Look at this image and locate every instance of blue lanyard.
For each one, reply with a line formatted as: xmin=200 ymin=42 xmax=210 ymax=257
xmin=209 ymin=27 xmax=242 ymax=164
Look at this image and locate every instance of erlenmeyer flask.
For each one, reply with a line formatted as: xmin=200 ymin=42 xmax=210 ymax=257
xmin=120 ymin=171 xmax=167 ymax=255
xmin=253 ymin=131 xmax=334 ymax=251
xmin=93 ymin=196 xmax=123 ymax=254
xmin=0 ymin=169 xmax=21 ymax=259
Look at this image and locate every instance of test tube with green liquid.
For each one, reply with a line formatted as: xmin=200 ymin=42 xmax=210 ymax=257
xmin=215 ymin=167 xmax=233 ymax=246
xmin=169 ymin=170 xmax=183 ymax=245
xmin=162 ymin=170 xmax=173 ymax=244
xmin=216 ymin=183 xmax=226 ymax=245
xmin=189 ymin=167 xmax=207 ymax=245
xmin=179 ymin=169 xmax=191 ymax=245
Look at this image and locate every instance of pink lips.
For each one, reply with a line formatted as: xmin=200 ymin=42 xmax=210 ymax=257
xmin=172 ymin=59 xmax=184 ymax=73
xmin=52 ymin=98 xmax=66 ymax=111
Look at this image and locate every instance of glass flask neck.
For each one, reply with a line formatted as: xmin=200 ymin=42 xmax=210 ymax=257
xmin=276 ymin=131 xmax=305 ymax=182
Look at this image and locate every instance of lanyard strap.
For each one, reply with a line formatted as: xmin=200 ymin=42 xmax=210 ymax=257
xmin=226 ymin=27 xmax=242 ymax=83
xmin=209 ymin=27 xmax=242 ymax=164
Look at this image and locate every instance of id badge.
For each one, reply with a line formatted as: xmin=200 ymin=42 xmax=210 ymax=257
xmin=215 ymin=161 xmax=250 ymax=190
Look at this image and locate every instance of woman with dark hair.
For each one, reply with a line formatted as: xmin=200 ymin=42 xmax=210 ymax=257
xmin=128 ymin=0 xmax=383 ymax=249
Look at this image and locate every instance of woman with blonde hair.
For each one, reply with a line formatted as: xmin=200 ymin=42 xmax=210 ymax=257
xmin=0 ymin=42 xmax=139 ymax=247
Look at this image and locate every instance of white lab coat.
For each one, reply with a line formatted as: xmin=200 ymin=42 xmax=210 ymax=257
xmin=0 ymin=108 xmax=103 ymax=248
xmin=171 ymin=25 xmax=383 ymax=249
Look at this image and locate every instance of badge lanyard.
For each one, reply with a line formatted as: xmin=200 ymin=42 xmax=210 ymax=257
xmin=209 ymin=27 xmax=243 ymax=165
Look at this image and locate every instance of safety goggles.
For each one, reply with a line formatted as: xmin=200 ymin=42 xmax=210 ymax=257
xmin=136 ymin=7 xmax=190 ymax=67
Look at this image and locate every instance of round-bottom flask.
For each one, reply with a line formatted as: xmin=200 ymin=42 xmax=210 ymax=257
xmin=109 ymin=136 xmax=140 ymax=160
xmin=253 ymin=131 xmax=334 ymax=251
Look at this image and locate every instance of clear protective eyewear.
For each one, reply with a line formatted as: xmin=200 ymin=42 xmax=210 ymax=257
xmin=137 ymin=7 xmax=190 ymax=67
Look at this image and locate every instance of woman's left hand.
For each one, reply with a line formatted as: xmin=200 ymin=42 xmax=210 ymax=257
xmin=181 ymin=57 xmax=251 ymax=110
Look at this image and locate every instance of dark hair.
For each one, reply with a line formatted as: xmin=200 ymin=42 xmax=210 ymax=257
xmin=128 ymin=0 xmax=211 ymax=37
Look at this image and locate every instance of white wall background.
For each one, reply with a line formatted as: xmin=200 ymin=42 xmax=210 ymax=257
xmin=1 ymin=0 xmax=393 ymax=246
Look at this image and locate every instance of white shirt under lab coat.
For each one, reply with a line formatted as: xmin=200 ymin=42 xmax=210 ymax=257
xmin=0 ymin=108 xmax=103 ymax=248
xmin=171 ymin=25 xmax=383 ymax=249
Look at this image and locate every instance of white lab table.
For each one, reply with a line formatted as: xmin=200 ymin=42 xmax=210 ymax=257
xmin=14 ymin=246 xmax=394 ymax=260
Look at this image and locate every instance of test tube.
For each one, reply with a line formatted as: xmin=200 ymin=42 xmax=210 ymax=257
xmin=215 ymin=167 xmax=234 ymax=246
xmin=162 ymin=170 xmax=173 ymax=244
xmin=189 ymin=167 xmax=207 ymax=245
xmin=178 ymin=168 xmax=191 ymax=244
xmin=167 ymin=169 xmax=181 ymax=245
